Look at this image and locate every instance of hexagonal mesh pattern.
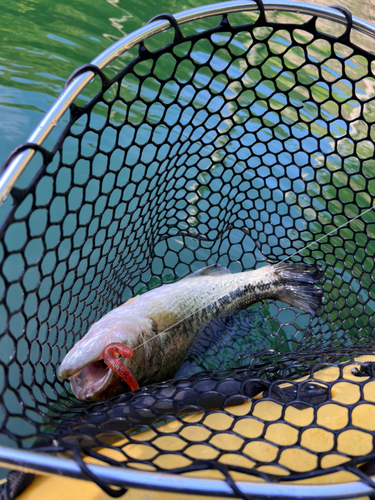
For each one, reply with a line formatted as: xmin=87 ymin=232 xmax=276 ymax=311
xmin=2 ymin=5 xmax=375 ymax=498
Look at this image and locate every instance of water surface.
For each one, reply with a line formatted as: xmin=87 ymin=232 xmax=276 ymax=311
xmin=1 ymin=0 xmax=375 ymax=166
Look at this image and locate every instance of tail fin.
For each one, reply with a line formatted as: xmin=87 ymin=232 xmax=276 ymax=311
xmin=273 ymin=263 xmax=324 ymax=315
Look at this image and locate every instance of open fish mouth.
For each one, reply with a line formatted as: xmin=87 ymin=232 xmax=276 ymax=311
xmin=59 ymin=339 xmax=139 ymax=401
xmin=69 ymin=360 xmax=120 ymax=401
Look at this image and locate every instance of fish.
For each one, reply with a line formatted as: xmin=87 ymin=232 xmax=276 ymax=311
xmin=58 ymin=262 xmax=323 ymax=401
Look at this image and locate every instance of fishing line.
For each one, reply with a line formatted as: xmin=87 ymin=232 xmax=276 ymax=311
xmin=132 ymin=203 xmax=375 ymax=352
xmin=274 ymin=203 xmax=375 ymax=267
xmin=133 ymin=296 xmax=226 ymax=351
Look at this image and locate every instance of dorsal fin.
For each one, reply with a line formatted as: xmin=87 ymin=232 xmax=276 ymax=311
xmin=181 ymin=264 xmax=231 ymax=280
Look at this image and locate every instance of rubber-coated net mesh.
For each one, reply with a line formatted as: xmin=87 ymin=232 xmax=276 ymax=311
xmin=2 ymin=4 xmax=375 ymax=498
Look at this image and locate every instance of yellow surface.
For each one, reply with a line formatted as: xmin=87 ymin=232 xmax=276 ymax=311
xmin=252 ymin=400 xmax=283 ymax=421
xmin=16 ymin=470 xmax=373 ymax=500
xmin=284 ymin=405 xmax=314 ymax=427
xmin=16 ymin=475 xmax=233 ymax=500
xmin=243 ymin=440 xmax=279 ymax=462
xmin=15 ymin=355 xmax=375 ymax=500
xmin=279 ymin=447 xmax=318 ymax=472
xmin=337 ymin=429 xmax=373 ymax=456
xmin=300 ymin=427 xmax=334 ymax=453
xmin=352 ymin=404 xmax=375 ymax=430
xmin=264 ymin=422 xmax=298 ymax=446
xmin=321 ymin=453 xmax=351 ymax=469
xmin=233 ymin=417 xmax=264 ymax=437
xmin=331 ymin=381 xmax=361 ymax=404
xmin=316 ymin=403 xmax=349 ymax=430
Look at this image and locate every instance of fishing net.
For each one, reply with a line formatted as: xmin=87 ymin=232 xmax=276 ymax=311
xmin=2 ymin=0 xmax=375 ymax=498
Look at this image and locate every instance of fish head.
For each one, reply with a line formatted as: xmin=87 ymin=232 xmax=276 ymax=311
xmin=58 ymin=314 xmax=149 ymax=401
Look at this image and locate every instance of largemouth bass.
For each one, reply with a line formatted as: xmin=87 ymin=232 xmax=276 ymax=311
xmin=58 ymin=262 xmax=323 ymax=401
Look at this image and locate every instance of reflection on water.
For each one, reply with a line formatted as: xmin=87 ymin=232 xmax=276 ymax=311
xmin=105 ymin=0 xmax=133 ymax=42
xmin=0 ymin=0 xmax=216 ymax=165
xmin=2 ymin=0 xmax=375 ymax=166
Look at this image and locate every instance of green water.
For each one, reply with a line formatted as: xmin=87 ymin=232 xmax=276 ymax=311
xmin=1 ymin=0 xmax=375 ymax=166
xmin=0 ymin=0 xmax=216 ymax=167
xmin=1 ymin=0 xmax=375 ymax=486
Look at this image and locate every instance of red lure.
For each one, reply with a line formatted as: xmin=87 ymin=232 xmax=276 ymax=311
xmin=102 ymin=343 xmax=139 ymax=391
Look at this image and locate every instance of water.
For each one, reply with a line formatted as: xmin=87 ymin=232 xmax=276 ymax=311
xmin=1 ymin=0 xmax=375 ymax=484
xmin=0 ymin=0 xmax=213 ymax=166
xmin=1 ymin=0 xmax=375 ymax=167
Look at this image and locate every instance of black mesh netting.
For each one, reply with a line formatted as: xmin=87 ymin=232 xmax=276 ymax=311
xmin=3 ymin=3 xmax=375 ymax=498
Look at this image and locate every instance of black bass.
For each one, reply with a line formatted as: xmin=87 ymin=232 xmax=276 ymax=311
xmin=58 ymin=263 xmax=323 ymax=401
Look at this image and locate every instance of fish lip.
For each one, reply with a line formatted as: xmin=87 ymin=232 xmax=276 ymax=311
xmin=69 ymin=360 xmax=118 ymax=401
xmin=58 ymin=348 xmax=104 ymax=380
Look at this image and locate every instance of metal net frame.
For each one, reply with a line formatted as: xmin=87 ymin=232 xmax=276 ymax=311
xmin=2 ymin=1 xmax=375 ymax=498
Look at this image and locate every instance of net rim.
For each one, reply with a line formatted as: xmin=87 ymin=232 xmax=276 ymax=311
xmin=0 ymin=445 xmax=374 ymax=499
xmin=1 ymin=0 xmax=375 ymax=206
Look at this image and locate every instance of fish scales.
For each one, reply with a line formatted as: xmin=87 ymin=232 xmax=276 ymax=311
xmin=130 ymin=268 xmax=279 ymax=383
xmin=58 ymin=263 xmax=323 ymax=401
xmin=102 ymin=269 xmax=282 ymax=381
